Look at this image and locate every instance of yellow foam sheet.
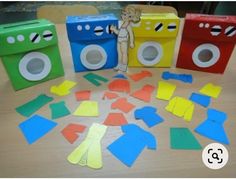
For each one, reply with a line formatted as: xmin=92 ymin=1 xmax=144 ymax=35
xmin=165 ymin=96 xmax=194 ymax=122
xmin=67 ymin=123 xmax=107 ymax=169
xmin=156 ymin=81 xmax=176 ymax=100
xmin=199 ymin=83 xmax=222 ymax=98
xmin=73 ymin=101 xmax=99 ymax=117
xmin=50 ymin=80 xmax=77 ymax=96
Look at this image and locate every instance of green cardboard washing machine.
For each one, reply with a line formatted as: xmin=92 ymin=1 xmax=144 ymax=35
xmin=0 ymin=19 xmax=64 ymax=90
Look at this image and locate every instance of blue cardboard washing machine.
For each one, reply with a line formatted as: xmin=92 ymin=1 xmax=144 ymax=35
xmin=66 ymin=14 xmax=118 ymax=72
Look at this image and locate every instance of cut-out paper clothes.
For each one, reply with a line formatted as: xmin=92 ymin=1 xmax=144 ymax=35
xmin=129 ymin=70 xmax=152 ymax=82
xmin=107 ymin=124 xmax=156 ymax=167
xmin=113 ymin=74 xmax=127 ymax=79
xmin=49 ymin=101 xmax=70 ymax=119
xmin=83 ymin=73 xmax=108 ymax=87
xmin=131 ymin=84 xmax=155 ymax=102
xmin=156 ymin=81 xmax=176 ymax=101
xmin=73 ymin=101 xmax=99 ymax=117
xmin=108 ymin=79 xmax=130 ymax=93
xmin=170 ymin=128 xmax=202 ymax=150
xmin=18 ymin=114 xmax=57 ymax=144
xmin=16 ymin=94 xmax=53 ymax=117
xmin=67 ymin=123 xmax=107 ymax=169
xmin=103 ymin=113 xmax=128 ymax=126
xmin=189 ymin=92 xmax=211 ymax=108
xmin=111 ymin=98 xmax=135 ymax=113
xmin=165 ymin=96 xmax=194 ymax=121
xmin=199 ymin=83 xmax=222 ymax=99
xmin=162 ymin=71 xmax=193 ymax=83
xmin=134 ymin=106 xmax=164 ymax=128
xmin=50 ymin=80 xmax=77 ymax=96
xmin=61 ymin=123 xmax=86 ymax=144
xmin=195 ymin=108 xmax=229 ymax=145
xmin=102 ymin=91 xmax=119 ymax=100
xmin=75 ymin=90 xmax=91 ymax=101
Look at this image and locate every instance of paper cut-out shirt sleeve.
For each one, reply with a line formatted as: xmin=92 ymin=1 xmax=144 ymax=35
xmin=144 ymin=132 xmax=157 ymax=149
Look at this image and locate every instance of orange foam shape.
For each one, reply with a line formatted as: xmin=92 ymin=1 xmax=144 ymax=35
xmin=108 ymin=79 xmax=130 ymax=93
xmin=131 ymin=84 xmax=155 ymax=102
xmin=75 ymin=90 xmax=91 ymax=101
xmin=129 ymin=70 xmax=152 ymax=82
xmin=111 ymin=98 xmax=135 ymax=113
xmin=102 ymin=91 xmax=119 ymax=100
xmin=103 ymin=113 xmax=128 ymax=126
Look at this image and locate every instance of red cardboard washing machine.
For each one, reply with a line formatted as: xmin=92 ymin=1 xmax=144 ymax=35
xmin=176 ymin=13 xmax=236 ymax=73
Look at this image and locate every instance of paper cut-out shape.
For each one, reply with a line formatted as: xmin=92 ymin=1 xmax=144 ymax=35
xmin=134 ymin=106 xmax=164 ymax=128
xmin=18 ymin=114 xmax=57 ymax=144
xmin=170 ymin=128 xmax=202 ymax=150
xmin=165 ymin=96 xmax=194 ymax=121
xmin=50 ymin=80 xmax=77 ymax=96
xmin=16 ymin=94 xmax=53 ymax=117
xmin=75 ymin=90 xmax=91 ymax=101
xmin=156 ymin=81 xmax=176 ymax=101
xmin=67 ymin=123 xmax=107 ymax=169
xmin=61 ymin=123 xmax=86 ymax=144
xmin=195 ymin=108 xmax=229 ymax=145
xmin=162 ymin=71 xmax=193 ymax=83
xmin=83 ymin=73 xmax=108 ymax=86
xmin=103 ymin=113 xmax=128 ymax=126
xmin=129 ymin=70 xmax=152 ymax=82
xmin=49 ymin=101 xmax=70 ymax=119
xmin=73 ymin=101 xmax=99 ymax=117
xmin=189 ymin=92 xmax=211 ymax=108
xmin=111 ymin=98 xmax=135 ymax=113
xmin=199 ymin=83 xmax=222 ymax=98
xmin=108 ymin=79 xmax=130 ymax=93
xmin=107 ymin=124 xmax=156 ymax=167
xmin=102 ymin=91 xmax=119 ymax=100
xmin=131 ymin=84 xmax=155 ymax=102
xmin=113 ymin=74 xmax=127 ymax=79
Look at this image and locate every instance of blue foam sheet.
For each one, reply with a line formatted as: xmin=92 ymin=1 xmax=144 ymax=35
xmin=189 ymin=92 xmax=211 ymax=107
xmin=162 ymin=71 xmax=193 ymax=83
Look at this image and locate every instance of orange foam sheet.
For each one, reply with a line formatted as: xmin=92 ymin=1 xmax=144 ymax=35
xmin=131 ymin=84 xmax=155 ymax=102
xmin=111 ymin=98 xmax=135 ymax=113
xmin=103 ymin=113 xmax=128 ymax=126
xmin=108 ymin=79 xmax=130 ymax=93
xmin=102 ymin=91 xmax=119 ymax=100
xmin=61 ymin=123 xmax=86 ymax=144
xmin=75 ymin=90 xmax=91 ymax=101
xmin=129 ymin=70 xmax=152 ymax=82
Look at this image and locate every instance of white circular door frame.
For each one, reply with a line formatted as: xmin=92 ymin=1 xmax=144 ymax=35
xmin=192 ymin=43 xmax=220 ymax=68
xmin=80 ymin=44 xmax=107 ymax=70
xmin=19 ymin=52 xmax=52 ymax=81
xmin=138 ymin=41 xmax=163 ymax=66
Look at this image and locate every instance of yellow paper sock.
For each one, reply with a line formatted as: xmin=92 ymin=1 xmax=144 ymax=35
xmin=199 ymin=83 xmax=222 ymax=98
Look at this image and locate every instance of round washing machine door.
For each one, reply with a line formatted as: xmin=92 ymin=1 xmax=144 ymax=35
xmin=80 ymin=44 xmax=107 ymax=70
xmin=19 ymin=52 xmax=52 ymax=81
xmin=137 ymin=41 xmax=163 ymax=66
xmin=192 ymin=43 xmax=220 ymax=68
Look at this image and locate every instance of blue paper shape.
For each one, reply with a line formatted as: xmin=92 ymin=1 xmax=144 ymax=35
xmin=113 ymin=74 xmax=127 ymax=79
xmin=189 ymin=92 xmax=211 ymax=107
xmin=162 ymin=71 xmax=193 ymax=83
xmin=18 ymin=115 xmax=57 ymax=144
xmin=107 ymin=124 xmax=156 ymax=167
xmin=195 ymin=108 xmax=229 ymax=145
xmin=134 ymin=106 xmax=164 ymax=127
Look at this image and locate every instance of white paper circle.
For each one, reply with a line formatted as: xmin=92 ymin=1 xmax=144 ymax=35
xmin=19 ymin=52 xmax=52 ymax=81
xmin=80 ymin=45 xmax=107 ymax=70
xmin=192 ymin=43 xmax=220 ymax=68
xmin=138 ymin=41 xmax=163 ymax=66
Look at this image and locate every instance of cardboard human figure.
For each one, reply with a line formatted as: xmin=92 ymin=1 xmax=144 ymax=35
xmin=110 ymin=7 xmax=141 ymax=72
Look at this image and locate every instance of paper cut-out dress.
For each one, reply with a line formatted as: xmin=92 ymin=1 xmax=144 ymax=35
xmin=67 ymin=123 xmax=107 ymax=169
xmin=195 ymin=108 xmax=229 ymax=145
xmin=107 ymin=124 xmax=156 ymax=167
